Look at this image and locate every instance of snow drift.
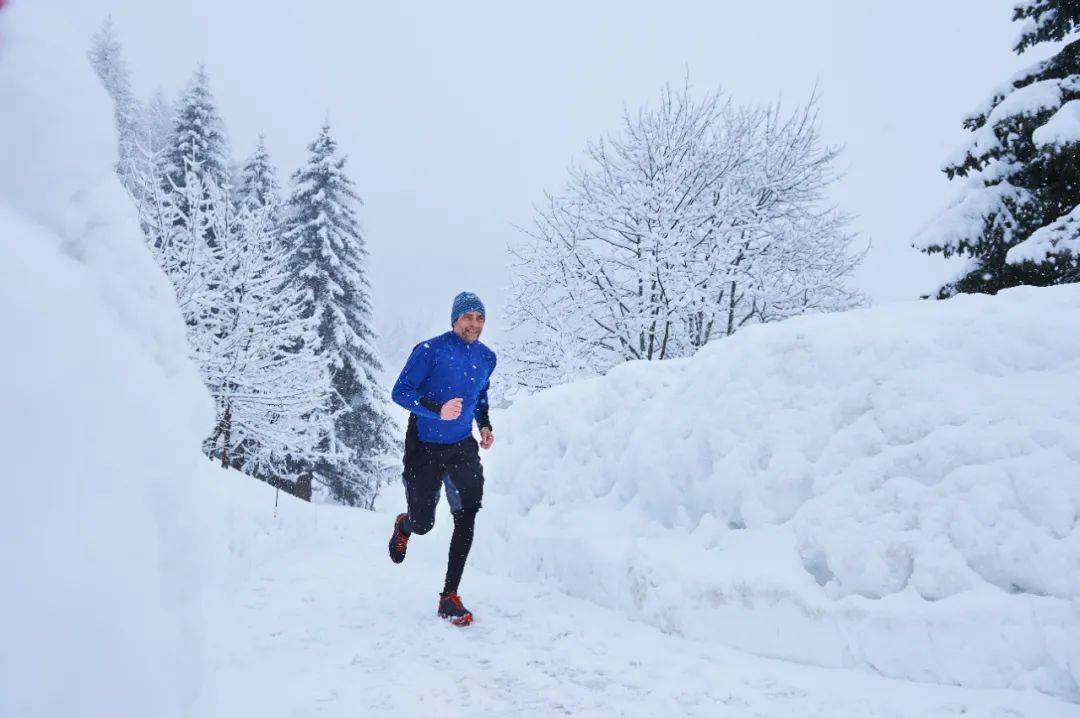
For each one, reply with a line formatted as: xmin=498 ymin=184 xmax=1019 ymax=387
xmin=479 ymin=284 xmax=1080 ymax=700
xmin=0 ymin=5 xmax=216 ymax=717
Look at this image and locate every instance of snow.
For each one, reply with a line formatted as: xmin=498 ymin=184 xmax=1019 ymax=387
xmin=912 ymin=172 xmax=1032 ymax=254
xmin=1033 ymin=98 xmax=1080 ymax=147
xmin=962 ymin=58 xmax=1052 ymax=128
xmin=479 ymin=284 xmax=1080 ymax=700
xmin=209 ymin=466 xmax=1078 ymax=717
xmin=1015 ymin=16 xmax=1041 ymax=48
xmin=1008 ymin=201 xmax=1080 ymax=263
xmin=0 ymin=4 xmax=215 ymax=716
xmin=950 ymin=77 xmax=1080 ymax=167
xmin=987 ymin=78 xmax=1065 ymax=125
xmin=4 ymin=1 xmax=1080 ymax=714
xmin=1012 ymin=0 xmax=1064 ymax=51
xmin=943 ymin=122 xmax=1000 ymax=168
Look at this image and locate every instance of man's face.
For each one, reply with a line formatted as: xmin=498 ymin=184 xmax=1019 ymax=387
xmin=453 ymin=311 xmax=485 ymax=343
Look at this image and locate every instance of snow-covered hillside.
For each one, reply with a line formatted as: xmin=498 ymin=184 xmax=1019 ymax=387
xmin=478 ymin=284 xmax=1080 ymax=699
xmin=0 ymin=5 xmax=216 ymax=717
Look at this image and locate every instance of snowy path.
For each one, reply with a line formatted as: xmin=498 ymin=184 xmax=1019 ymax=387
xmin=208 ymin=504 xmax=1078 ymax=718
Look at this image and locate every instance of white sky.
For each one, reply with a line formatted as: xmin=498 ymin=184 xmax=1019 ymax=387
xmin=61 ymin=0 xmax=1037 ymax=361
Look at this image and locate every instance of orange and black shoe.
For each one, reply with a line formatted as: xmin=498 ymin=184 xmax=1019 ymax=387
xmin=388 ymin=513 xmax=410 ymax=564
xmin=437 ymin=592 xmax=473 ymax=626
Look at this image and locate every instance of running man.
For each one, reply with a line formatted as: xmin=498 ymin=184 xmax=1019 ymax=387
xmin=387 ymin=291 xmax=496 ymax=626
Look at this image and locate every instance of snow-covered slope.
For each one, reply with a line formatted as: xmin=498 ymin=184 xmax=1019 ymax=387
xmin=479 ymin=284 xmax=1080 ymax=699
xmin=0 ymin=5 xmax=216 ymax=717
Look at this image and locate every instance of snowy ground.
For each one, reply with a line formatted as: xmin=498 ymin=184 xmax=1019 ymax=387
xmin=205 ymin=472 xmax=1078 ymax=718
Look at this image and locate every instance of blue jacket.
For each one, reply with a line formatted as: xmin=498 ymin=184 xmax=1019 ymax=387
xmin=391 ymin=331 xmax=497 ymax=444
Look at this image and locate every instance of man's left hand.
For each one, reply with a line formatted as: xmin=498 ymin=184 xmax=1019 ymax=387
xmin=479 ymin=427 xmax=494 ymax=450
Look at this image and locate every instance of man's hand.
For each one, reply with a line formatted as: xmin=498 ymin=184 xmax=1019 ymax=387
xmin=479 ymin=427 xmax=494 ymax=450
xmin=440 ymin=398 xmax=463 ymax=421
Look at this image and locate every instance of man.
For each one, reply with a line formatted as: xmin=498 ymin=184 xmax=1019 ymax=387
xmin=388 ymin=291 xmax=496 ymax=626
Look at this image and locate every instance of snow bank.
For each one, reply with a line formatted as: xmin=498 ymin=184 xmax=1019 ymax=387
xmin=0 ymin=4 xmax=216 ymax=717
xmin=479 ymin=285 xmax=1080 ymax=700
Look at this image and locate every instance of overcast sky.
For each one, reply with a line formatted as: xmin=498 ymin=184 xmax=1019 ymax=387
xmin=61 ymin=0 xmax=1038 ymax=360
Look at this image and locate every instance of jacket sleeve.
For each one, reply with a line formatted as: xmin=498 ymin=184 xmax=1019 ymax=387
xmin=474 ymin=396 xmax=492 ymax=431
xmin=392 ymin=344 xmax=442 ymax=420
xmin=474 ymin=354 xmax=496 ymax=431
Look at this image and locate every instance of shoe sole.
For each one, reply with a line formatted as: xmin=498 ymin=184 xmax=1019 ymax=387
xmin=439 ymin=612 xmax=473 ymax=627
xmin=388 ymin=514 xmax=408 ymax=564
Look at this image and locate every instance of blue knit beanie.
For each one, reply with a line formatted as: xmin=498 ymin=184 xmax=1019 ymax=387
xmin=451 ymin=291 xmax=486 ymax=325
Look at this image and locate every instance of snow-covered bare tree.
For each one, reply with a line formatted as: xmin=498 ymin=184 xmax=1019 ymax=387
xmin=507 ymin=83 xmax=864 ymax=391
xmin=283 ymin=123 xmax=397 ymax=506
xmin=125 ymin=155 xmax=228 ymax=339
xmin=201 ymin=200 xmax=333 ymax=479
xmin=914 ymin=0 xmax=1080 ymax=296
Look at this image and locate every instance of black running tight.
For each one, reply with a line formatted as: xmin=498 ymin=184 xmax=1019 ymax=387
xmin=443 ymin=509 xmax=477 ymax=595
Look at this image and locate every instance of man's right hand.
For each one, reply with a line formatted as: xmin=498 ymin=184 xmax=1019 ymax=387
xmin=440 ymin=398 xmax=463 ymax=421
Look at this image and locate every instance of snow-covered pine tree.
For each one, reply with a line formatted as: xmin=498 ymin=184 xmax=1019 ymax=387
xmin=914 ymin=0 xmax=1080 ymax=296
xmin=237 ymin=135 xmax=282 ymax=216
xmin=141 ymin=89 xmax=176 ymax=157
xmin=88 ymin=18 xmax=141 ymax=192
xmin=282 ymin=123 xmax=396 ymax=507
xmin=164 ymin=65 xmax=230 ymax=200
xmin=157 ymin=66 xmax=235 ymax=343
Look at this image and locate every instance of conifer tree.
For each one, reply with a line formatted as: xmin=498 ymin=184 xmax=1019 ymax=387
xmin=237 ymin=135 xmax=282 ymax=216
xmin=915 ymin=0 xmax=1080 ymax=296
xmin=164 ymin=65 xmax=230 ymax=196
xmin=141 ymin=90 xmax=175 ymax=157
xmin=88 ymin=18 xmax=141 ymax=191
xmin=282 ymin=123 xmax=396 ymax=506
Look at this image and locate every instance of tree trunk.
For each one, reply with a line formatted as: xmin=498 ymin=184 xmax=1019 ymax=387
xmin=219 ymin=405 xmax=231 ymax=468
xmin=726 ymin=279 xmax=738 ymax=337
